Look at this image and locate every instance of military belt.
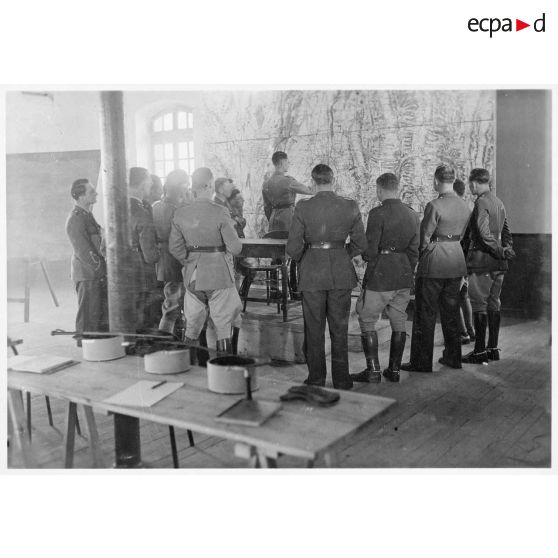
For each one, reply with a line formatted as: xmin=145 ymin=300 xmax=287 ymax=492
xmin=306 ymin=241 xmax=347 ymax=250
xmin=272 ymin=203 xmax=294 ymax=210
xmin=186 ymin=245 xmax=226 ymax=253
xmin=379 ymin=247 xmax=406 ymax=254
xmin=431 ymin=234 xmax=461 ymax=242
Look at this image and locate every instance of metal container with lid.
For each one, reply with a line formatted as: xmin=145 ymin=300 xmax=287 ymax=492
xmin=207 ymin=356 xmax=258 ymax=394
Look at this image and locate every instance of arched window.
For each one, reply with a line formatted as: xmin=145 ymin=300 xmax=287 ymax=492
xmin=151 ymin=108 xmax=195 ymax=179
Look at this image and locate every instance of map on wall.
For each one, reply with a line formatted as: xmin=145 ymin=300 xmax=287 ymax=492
xmin=200 ymin=90 xmax=495 ymax=237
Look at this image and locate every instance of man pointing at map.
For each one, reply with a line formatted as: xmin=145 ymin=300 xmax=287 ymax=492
xmin=262 ymin=151 xmax=313 ymax=232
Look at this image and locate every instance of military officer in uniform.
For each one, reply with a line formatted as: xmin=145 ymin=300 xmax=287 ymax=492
xmin=352 ymin=173 xmax=420 ymax=383
xmin=287 ymin=164 xmax=367 ymax=390
xmin=152 ymin=169 xmax=190 ymax=335
xmin=262 ymin=151 xmax=313 ymax=232
xmin=462 ymin=168 xmax=514 ymax=364
xmin=65 ymin=178 xmax=108 ymax=342
xmin=401 ymin=165 xmax=471 ymax=372
xmin=169 ymin=167 xmax=243 ymax=355
xmin=129 ymin=167 xmax=160 ymax=330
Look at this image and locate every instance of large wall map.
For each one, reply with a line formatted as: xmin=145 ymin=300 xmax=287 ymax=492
xmin=200 ymin=90 xmax=495 ymax=237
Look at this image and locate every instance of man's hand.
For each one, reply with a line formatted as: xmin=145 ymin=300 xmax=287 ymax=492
xmin=503 ymin=246 xmax=516 ymax=260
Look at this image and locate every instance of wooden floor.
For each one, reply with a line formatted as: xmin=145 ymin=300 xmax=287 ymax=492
xmin=7 ymin=282 xmax=551 ymax=468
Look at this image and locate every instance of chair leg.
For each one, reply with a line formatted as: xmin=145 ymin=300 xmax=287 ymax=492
xmin=266 ymin=271 xmax=270 ymax=305
xmin=45 ymin=396 xmax=54 ymax=427
xmin=169 ymin=426 xmax=179 ymax=468
xmin=187 ymin=430 xmax=195 ymax=447
xmin=26 ymin=392 xmax=32 ymax=442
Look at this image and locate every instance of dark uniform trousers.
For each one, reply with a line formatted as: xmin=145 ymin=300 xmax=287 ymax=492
xmin=302 ymin=289 xmax=352 ymax=387
xmin=410 ymin=277 xmax=462 ymax=370
xmin=75 ymin=278 xmax=109 ymax=333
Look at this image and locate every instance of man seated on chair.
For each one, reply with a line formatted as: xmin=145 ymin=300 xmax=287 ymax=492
xmin=65 ymin=178 xmax=108 ymax=345
xmin=169 ymin=167 xmax=243 ymax=355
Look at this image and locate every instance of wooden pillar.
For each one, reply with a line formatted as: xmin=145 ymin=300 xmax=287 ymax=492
xmin=99 ymin=91 xmax=142 ymax=468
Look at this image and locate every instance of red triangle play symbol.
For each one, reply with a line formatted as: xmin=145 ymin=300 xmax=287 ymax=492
xmin=516 ymin=19 xmax=530 ymax=31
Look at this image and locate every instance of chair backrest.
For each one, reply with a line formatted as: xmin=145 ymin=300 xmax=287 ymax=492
xmin=263 ymin=230 xmax=289 ymax=240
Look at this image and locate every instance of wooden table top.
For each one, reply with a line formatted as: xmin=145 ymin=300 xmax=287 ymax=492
xmin=8 ymin=346 xmax=395 ymax=461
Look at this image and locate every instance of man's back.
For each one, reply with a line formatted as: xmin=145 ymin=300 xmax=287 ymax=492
xmin=286 ymin=191 xmax=367 ymax=291
xmin=169 ymin=198 xmax=242 ymax=291
xmin=465 ymin=191 xmax=512 ymax=272
xmin=417 ymin=192 xmax=471 ymax=278
xmin=363 ymin=199 xmax=420 ymax=291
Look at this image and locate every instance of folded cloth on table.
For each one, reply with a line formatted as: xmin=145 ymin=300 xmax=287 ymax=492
xmin=279 ymin=385 xmax=340 ymax=407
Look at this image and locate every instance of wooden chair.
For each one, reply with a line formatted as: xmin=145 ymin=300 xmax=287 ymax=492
xmin=238 ymin=231 xmax=289 ymax=313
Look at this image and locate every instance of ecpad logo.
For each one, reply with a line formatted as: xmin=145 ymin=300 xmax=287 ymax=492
xmin=468 ymin=13 xmax=546 ymax=37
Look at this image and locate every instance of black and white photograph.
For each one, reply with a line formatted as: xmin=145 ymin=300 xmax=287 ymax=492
xmin=5 ymin=88 xmax=551 ymax=469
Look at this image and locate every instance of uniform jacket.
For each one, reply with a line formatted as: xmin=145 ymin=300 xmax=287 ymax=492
xmin=262 ymin=171 xmax=309 ymax=232
xmin=130 ymin=197 xmax=160 ymax=291
xmin=169 ymin=198 xmax=242 ymax=291
xmin=214 ymin=194 xmax=246 ymax=238
xmin=363 ymin=199 xmax=420 ymax=291
xmin=152 ymin=197 xmax=184 ymax=282
xmin=286 ymin=191 xmax=367 ymax=291
xmin=416 ymin=192 xmax=471 ymax=279
xmin=65 ymin=206 xmax=106 ymax=282
xmin=463 ymin=191 xmax=513 ymax=273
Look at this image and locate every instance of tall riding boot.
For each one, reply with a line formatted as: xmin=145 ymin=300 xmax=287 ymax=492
xmin=383 ymin=332 xmax=406 ymax=383
xmin=231 ymin=327 xmax=240 ymax=356
xmin=350 ymin=332 xmax=381 ymax=383
xmin=487 ymin=310 xmax=501 ymax=361
xmin=462 ymin=312 xmax=488 ymax=364
xmin=216 ymin=338 xmax=233 ymax=355
xmin=197 ymin=328 xmax=209 ymax=367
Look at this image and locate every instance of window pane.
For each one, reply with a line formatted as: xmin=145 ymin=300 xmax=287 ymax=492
xmin=178 ymin=111 xmax=188 ymax=129
xmin=178 ymin=142 xmax=188 ymax=158
xmin=155 ymin=163 xmax=165 ymax=177
xmin=179 ymin=159 xmax=189 ymax=170
xmin=188 ymin=158 xmax=195 ymax=175
xmin=163 ymin=112 xmax=173 ymax=131
xmin=154 ymin=144 xmax=163 ymax=160
xmin=164 ymin=143 xmax=173 ymax=160
xmin=153 ymin=117 xmax=163 ymax=132
xmin=188 ymin=112 xmax=194 ymax=128
xmin=189 ymin=141 xmax=194 ymax=158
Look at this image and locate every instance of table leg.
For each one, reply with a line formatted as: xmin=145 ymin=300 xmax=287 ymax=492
xmin=113 ymin=414 xmax=142 ymax=468
xmin=83 ymin=406 xmax=105 ymax=468
xmin=281 ymin=263 xmax=288 ymax=322
xmin=323 ymin=450 xmax=338 ymax=468
xmin=257 ymin=450 xmax=277 ymax=468
xmin=187 ymin=430 xmax=195 ymax=447
xmin=63 ymin=402 xmax=78 ymax=468
xmin=45 ymin=396 xmax=54 ymax=427
xmin=26 ymin=391 xmax=32 ymax=441
xmin=169 ymin=426 xmax=179 ymax=468
xmin=40 ymin=260 xmax=59 ymax=307
xmin=7 ymin=389 xmax=37 ymax=468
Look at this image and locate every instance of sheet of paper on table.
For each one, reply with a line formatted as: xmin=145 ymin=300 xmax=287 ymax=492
xmin=103 ymin=381 xmax=184 ymax=407
xmin=8 ymin=354 xmax=79 ymax=374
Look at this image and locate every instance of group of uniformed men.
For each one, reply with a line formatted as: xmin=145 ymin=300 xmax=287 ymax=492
xmin=66 ymin=149 xmax=514 ymax=391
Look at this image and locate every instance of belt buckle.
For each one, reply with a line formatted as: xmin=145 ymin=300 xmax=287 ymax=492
xmin=447 ymin=234 xmax=453 ymax=239
xmin=192 ymin=245 xmax=199 ymax=249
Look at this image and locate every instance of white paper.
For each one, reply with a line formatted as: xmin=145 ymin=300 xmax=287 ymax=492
xmin=8 ymin=354 xmax=77 ymax=374
xmin=103 ymin=381 xmax=183 ymax=407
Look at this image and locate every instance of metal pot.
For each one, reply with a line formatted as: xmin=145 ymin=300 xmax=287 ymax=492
xmin=144 ymin=350 xmax=190 ymax=375
xmin=82 ymin=335 xmax=125 ymax=361
xmin=207 ymin=355 xmax=258 ymax=394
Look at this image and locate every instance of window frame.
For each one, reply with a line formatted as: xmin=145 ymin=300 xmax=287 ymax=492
xmin=151 ymin=107 xmax=195 ymax=179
